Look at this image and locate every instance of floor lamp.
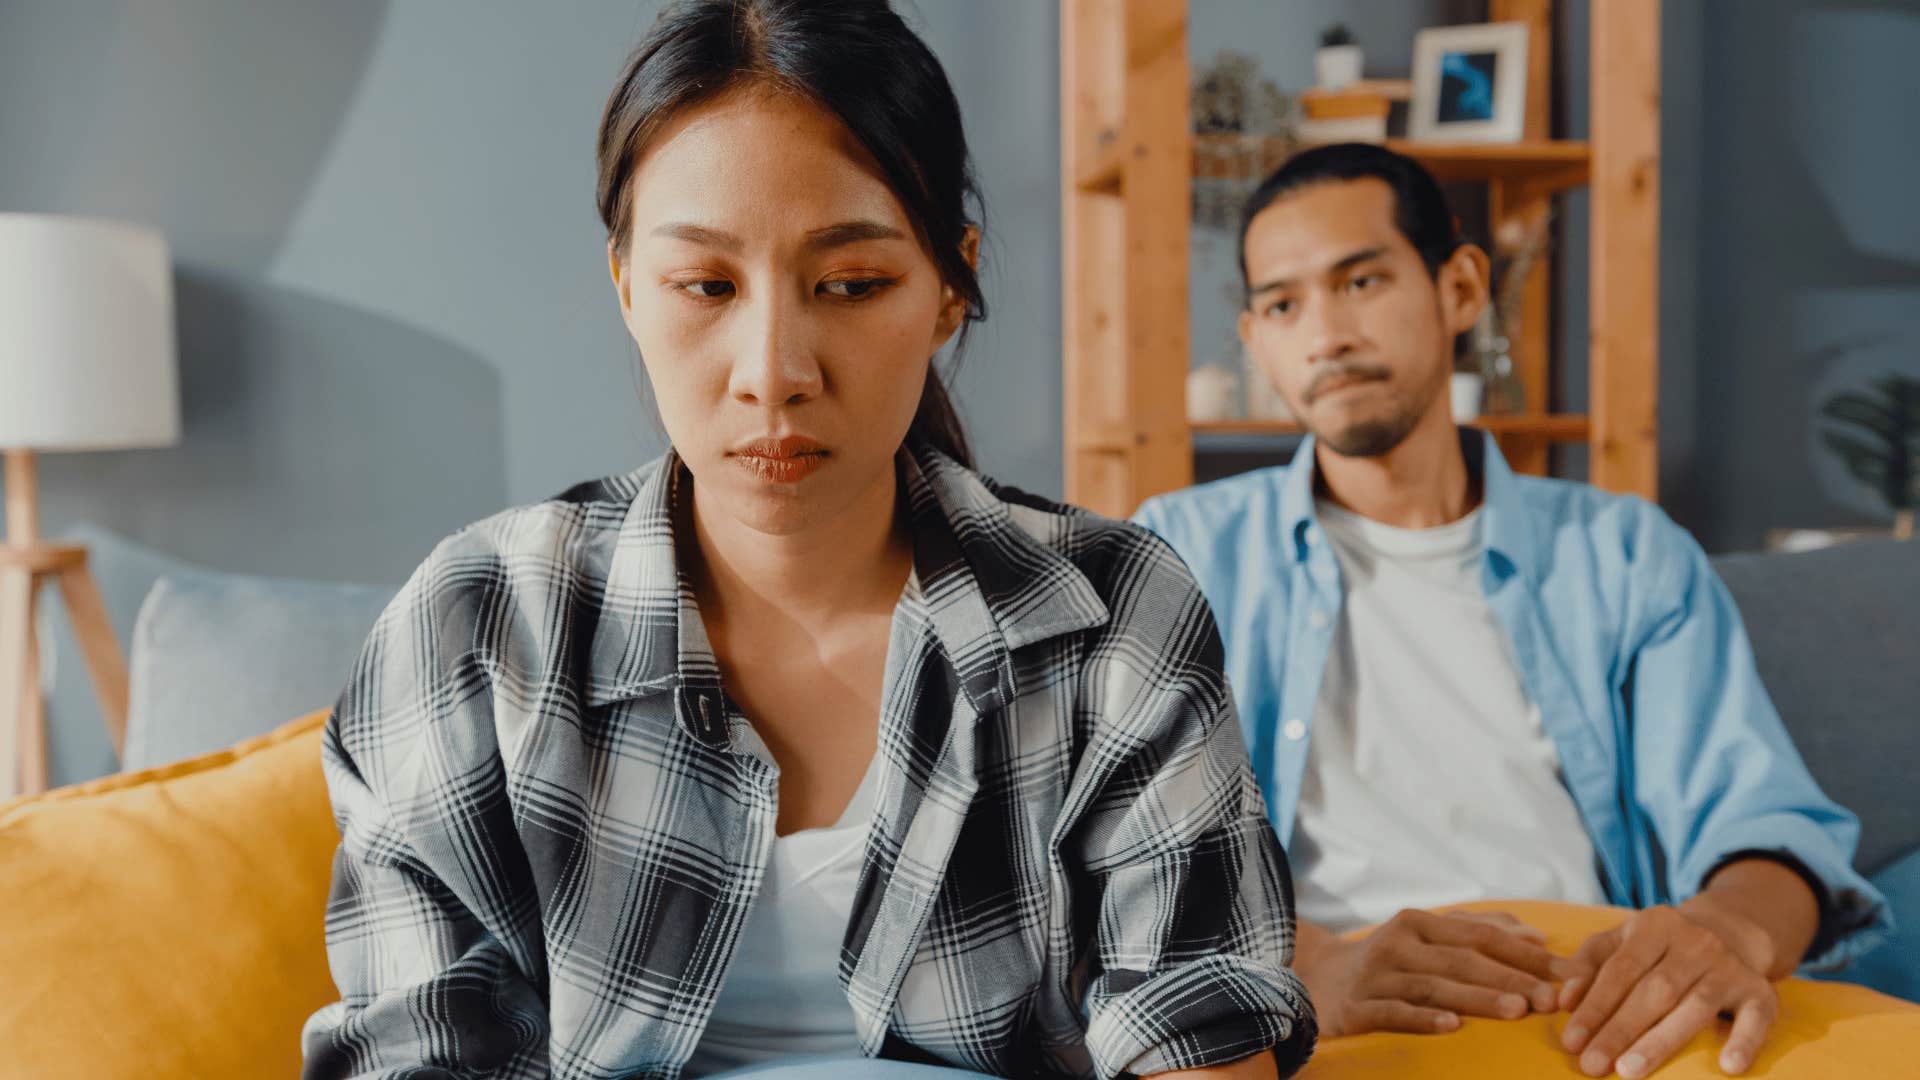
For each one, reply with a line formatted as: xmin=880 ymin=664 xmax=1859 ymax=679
xmin=0 ymin=215 xmax=181 ymax=799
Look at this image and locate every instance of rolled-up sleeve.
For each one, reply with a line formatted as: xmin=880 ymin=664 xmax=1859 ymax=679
xmin=1068 ymin=548 xmax=1316 ymax=1078
xmin=1627 ymin=515 xmax=1891 ymax=970
xmin=301 ymin=547 xmax=550 ymax=1079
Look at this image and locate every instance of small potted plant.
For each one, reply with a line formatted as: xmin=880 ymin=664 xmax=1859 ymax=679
xmin=1316 ymin=23 xmax=1362 ymax=90
xmin=1821 ymin=373 xmax=1919 ymax=540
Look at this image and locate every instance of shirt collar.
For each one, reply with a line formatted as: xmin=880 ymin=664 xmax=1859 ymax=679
xmin=585 ymin=442 xmax=1110 ymax=716
xmin=1277 ymin=428 xmax=1540 ymax=580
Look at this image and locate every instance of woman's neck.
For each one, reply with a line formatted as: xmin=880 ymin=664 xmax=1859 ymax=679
xmin=682 ymin=457 xmax=915 ymax=635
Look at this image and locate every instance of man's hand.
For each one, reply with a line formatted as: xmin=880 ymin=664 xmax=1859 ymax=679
xmin=1296 ymin=909 xmax=1567 ymax=1039
xmin=1557 ymin=904 xmax=1777 ymax=1078
xmin=1558 ymin=859 xmax=1819 ymax=1078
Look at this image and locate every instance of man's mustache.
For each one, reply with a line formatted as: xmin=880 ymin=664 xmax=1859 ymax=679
xmin=1305 ymin=362 xmax=1392 ymax=403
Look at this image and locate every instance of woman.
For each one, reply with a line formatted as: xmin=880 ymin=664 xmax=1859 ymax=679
xmin=301 ymin=2 xmax=1313 ymax=1078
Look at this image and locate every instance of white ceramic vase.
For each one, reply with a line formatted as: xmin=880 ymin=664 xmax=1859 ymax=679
xmin=1450 ymin=372 xmax=1486 ymax=423
xmin=1315 ymin=45 xmax=1363 ymax=91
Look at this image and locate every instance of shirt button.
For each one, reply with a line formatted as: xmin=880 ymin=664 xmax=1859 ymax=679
xmin=1303 ymin=525 xmax=1319 ymax=546
xmin=1283 ymin=718 xmax=1308 ymax=741
xmin=1309 ymin=609 xmax=1329 ymax=630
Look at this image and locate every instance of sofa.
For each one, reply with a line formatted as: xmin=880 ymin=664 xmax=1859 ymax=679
xmin=0 ymin=534 xmax=1915 ymax=1077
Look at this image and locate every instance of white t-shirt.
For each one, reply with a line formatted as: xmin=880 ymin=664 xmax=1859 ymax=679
xmin=683 ymin=755 xmax=878 ymax=1076
xmin=1290 ymin=500 xmax=1607 ymax=934
xmin=685 ymin=572 xmax=924 ymax=1076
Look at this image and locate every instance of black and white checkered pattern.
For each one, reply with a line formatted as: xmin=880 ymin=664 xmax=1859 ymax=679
xmin=301 ymin=444 xmax=1315 ymax=1080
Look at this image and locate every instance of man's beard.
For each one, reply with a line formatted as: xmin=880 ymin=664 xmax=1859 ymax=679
xmin=1317 ymin=408 xmax=1423 ymax=457
xmin=1299 ymin=362 xmax=1425 ymax=458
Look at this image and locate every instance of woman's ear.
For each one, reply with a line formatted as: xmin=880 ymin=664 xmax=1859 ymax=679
xmin=932 ymin=225 xmax=982 ymax=345
xmin=1439 ymin=241 xmax=1492 ymax=338
xmin=608 ymin=241 xmax=631 ymax=315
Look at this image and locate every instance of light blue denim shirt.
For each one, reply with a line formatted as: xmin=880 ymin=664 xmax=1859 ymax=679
xmin=1134 ymin=431 xmax=1890 ymax=968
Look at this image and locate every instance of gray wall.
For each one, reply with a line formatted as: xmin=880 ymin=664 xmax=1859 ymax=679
xmin=1686 ymin=0 xmax=1920 ymax=552
xmin=4 ymin=2 xmax=1917 ymax=782
xmin=0 ymin=0 xmax=1063 ymax=588
xmin=0 ymin=0 xmax=1061 ymax=786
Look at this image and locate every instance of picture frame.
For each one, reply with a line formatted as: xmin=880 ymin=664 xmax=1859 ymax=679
xmin=1408 ymin=22 xmax=1530 ymax=143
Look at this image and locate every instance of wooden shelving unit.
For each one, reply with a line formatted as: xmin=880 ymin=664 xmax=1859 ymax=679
xmin=1061 ymin=0 xmax=1661 ymax=519
xmin=1194 ymin=414 xmax=1593 ymax=443
xmin=1189 ymin=136 xmax=1592 ymax=196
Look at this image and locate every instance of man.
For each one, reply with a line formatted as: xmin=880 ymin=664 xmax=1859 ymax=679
xmin=1134 ymin=144 xmax=1889 ymax=1080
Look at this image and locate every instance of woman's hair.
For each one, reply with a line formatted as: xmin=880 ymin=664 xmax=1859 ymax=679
xmin=596 ymin=0 xmax=984 ymax=466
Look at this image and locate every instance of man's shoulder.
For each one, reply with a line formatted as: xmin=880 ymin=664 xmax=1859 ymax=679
xmin=1505 ymin=473 xmax=1707 ymax=599
xmin=1132 ymin=462 xmax=1294 ymax=544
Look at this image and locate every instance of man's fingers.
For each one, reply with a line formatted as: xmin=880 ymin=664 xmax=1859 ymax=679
xmin=1573 ymin=957 xmax=1708 ymax=1078
xmin=1421 ymin=914 xmax=1566 ymax=983
xmin=1447 ymin=910 xmax=1549 ymax=944
xmin=1719 ymin=994 xmax=1777 ymax=1075
xmin=1561 ymin=931 xmax=1666 ymax=1054
xmin=1404 ymin=944 xmax=1559 ymax=1013
xmin=1376 ymin=972 xmax=1534 ymax=1020
xmin=1609 ymin=988 xmax=1721 ymax=1080
xmin=1348 ymin=998 xmax=1462 ymax=1036
xmin=1558 ymin=925 xmax=1624 ymax=1011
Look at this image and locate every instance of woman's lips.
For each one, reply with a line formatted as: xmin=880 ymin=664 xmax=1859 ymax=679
xmin=729 ymin=437 xmax=829 ymax=484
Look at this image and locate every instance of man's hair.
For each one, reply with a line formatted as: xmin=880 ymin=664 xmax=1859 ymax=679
xmin=1237 ymin=142 xmax=1464 ymax=294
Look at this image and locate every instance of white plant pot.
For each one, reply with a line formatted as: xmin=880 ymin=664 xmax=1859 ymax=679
xmin=1186 ymin=365 xmax=1240 ymax=423
xmin=1450 ymin=372 xmax=1485 ymax=423
xmin=1315 ymin=45 xmax=1363 ymax=91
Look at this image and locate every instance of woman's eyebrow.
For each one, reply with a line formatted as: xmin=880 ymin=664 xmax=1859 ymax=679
xmin=805 ymin=221 xmax=906 ymax=250
xmin=650 ymin=222 xmax=741 ymax=250
xmin=646 ymin=220 xmax=905 ymax=252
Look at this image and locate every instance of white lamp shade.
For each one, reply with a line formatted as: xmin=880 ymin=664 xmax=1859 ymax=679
xmin=0 ymin=214 xmax=181 ymax=451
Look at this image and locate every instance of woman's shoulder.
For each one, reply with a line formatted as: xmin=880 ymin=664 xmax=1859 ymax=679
xmin=935 ymin=456 xmax=1213 ymax=639
xmin=416 ymin=456 xmax=669 ymax=580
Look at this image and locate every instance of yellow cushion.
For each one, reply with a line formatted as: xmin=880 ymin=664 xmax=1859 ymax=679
xmin=1315 ymin=900 xmax=1920 ymax=1077
xmin=0 ymin=710 xmax=338 ymax=1079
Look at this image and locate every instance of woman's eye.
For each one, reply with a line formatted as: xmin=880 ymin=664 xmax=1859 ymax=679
xmin=1265 ymin=298 xmax=1295 ymax=318
xmin=680 ymin=279 xmax=734 ymax=299
xmin=820 ymin=277 xmax=893 ymax=300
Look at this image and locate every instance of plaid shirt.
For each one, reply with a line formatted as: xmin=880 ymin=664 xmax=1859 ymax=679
xmin=302 ymin=444 xmax=1315 ymax=1080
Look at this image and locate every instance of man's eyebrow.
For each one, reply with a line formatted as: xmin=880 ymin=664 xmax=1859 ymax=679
xmin=1247 ymin=245 xmax=1391 ymax=296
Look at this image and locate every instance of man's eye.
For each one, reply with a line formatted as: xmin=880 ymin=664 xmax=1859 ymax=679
xmin=1350 ymin=273 xmax=1384 ymax=292
xmin=1266 ymin=298 xmax=1295 ymax=317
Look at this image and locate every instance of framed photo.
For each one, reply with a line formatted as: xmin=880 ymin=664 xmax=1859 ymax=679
xmin=1409 ymin=22 xmax=1530 ymax=143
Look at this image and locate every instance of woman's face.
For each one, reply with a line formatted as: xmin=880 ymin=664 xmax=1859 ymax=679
xmin=610 ymin=86 xmax=970 ymax=536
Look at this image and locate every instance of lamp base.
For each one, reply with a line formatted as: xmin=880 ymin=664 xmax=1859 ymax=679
xmin=1 ymin=449 xmax=130 ymax=799
xmin=0 ymin=545 xmax=128 ymax=799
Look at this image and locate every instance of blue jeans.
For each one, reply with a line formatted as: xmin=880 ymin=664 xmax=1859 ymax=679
xmin=702 ymin=1056 xmax=998 ymax=1080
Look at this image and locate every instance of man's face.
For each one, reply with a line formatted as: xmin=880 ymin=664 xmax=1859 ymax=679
xmin=1238 ymin=177 xmax=1486 ymax=458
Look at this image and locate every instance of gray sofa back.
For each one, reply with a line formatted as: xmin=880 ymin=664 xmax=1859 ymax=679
xmin=124 ymin=571 xmax=396 ymax=771
xmin=1712 ymin=539 xmax=1920 ymax=875
xmin=119 ymin=534 xmax=1917 ymax=880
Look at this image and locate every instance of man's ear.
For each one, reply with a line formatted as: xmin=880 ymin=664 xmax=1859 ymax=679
xmin=1439 ymin=242 xmax=1492 ymax=337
